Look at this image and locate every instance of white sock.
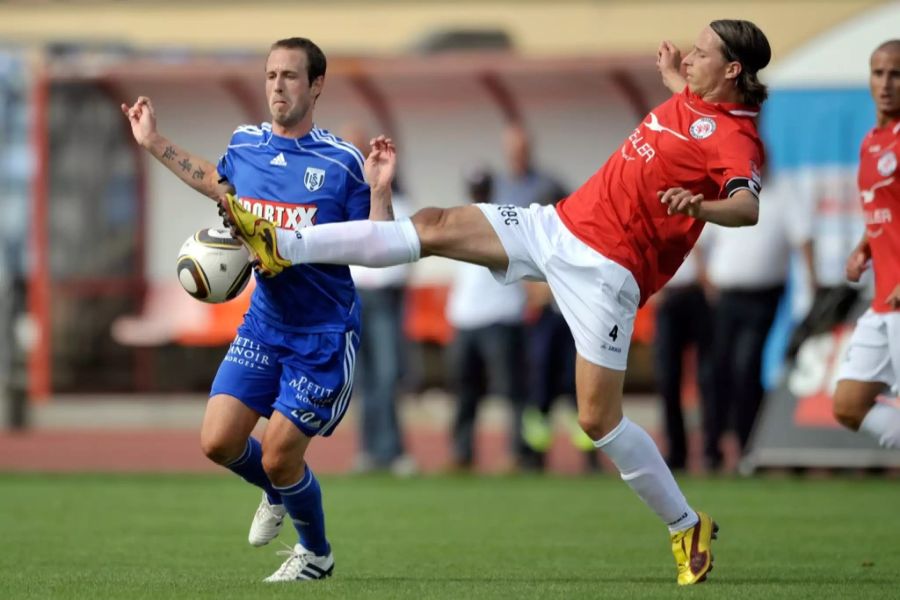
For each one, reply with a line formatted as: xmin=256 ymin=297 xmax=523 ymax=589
xmin=275 ymin=219 xmax=421 ymax=267
xmin=860 ymin=403 xmax=900 ymax=449
xmin=594 ymin=417 xmax=697 ymax=533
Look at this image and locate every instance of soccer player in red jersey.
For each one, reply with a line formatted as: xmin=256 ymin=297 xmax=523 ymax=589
xmin=832 ymin=40 xmax=900 ymax=448
xmin=222 ymin=20 xmax=771 ymax=585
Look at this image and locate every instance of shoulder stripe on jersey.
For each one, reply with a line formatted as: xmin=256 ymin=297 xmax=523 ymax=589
xmin=312 ymin=127 xmax=365 ymax=160
xmin=234 ymin=124 xmax=265 ymax=136
xmin=893 ymin=121 xmax=900 ymax=135
xmin=684 ymin=103 xmax=717 ymax=118
xmin=295 ymin=140 xmax=367 ymax=185
xmin=310 ymin=128 xmax=366 ymax=174
xmin=729 ymin=109 xmax=759 ymax=117
xmin=313 ymin=128 xmax=366 ymax=165
xmin=228 ymin=137 xmax=271 ymax=149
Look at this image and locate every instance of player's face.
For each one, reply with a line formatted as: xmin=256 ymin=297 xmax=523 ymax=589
xmin=682 ymin=26 xmax=738 ymax=98
xmin=870 ymin=48 xmax=900 ymax=120
xmin=265 ymin=48 xmax=322 ymax=129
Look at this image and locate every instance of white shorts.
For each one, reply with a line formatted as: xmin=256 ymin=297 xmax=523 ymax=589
xmin=837 ymin=309 xmax=900 ymax=391
xmin=477 ymin=203 xmax=640 ymax=371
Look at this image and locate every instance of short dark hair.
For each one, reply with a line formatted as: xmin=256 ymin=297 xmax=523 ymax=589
xmin=710 ymin=19 xmax=771 ymax=106
xmin=270 ymin=37 xmax=327 ymax=86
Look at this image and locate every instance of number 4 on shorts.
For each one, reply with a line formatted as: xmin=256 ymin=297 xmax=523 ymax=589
xmin=608 ymin=325 xmax=618 ymax=341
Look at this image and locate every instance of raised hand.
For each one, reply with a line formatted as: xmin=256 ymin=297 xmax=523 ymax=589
xmin=364 ymin=135 xmax=397 ymax=191
xmin=658 ymin=187 xmax=703 ymax=217
xmin=657 ymin=40 xmax=686 ymax=93
xmin=657 ymin=40 xmax=683 ymax=76
xmin=120 ymin=96 xmax=158 ymax=148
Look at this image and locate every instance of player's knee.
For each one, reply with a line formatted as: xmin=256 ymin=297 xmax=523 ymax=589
xmin=411 ymin=207 xmax=448 ymax=254
xmin=199 ymin=432 xmax=245 ymax=466
xmin=262 ymin=449 xmax=306 ymax=487
xmin=576 ymin=413 xmax=608 ymax=442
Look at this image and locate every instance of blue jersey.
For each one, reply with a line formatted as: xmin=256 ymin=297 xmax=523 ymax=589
xmin=217 ymin=123 xmax=369 ymax=332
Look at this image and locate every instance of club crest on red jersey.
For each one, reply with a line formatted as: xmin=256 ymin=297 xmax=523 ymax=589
xmin=689 ymin=117 xmax=716 ymax=140
xmin=877 ymin=151 xmax=897 ymax=177
xmin=304 ymin=167 xmax=326 ymax=192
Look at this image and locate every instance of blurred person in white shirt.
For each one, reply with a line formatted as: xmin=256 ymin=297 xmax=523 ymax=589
xmin=704 ymin=183 xmax=812 ymax=467
xmin=444 ymin=167 xmax=528 ymax=471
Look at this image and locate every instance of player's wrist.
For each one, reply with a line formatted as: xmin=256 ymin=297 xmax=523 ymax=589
xmin=370 ymin=182 xmax=392 ymax=196
xmin=692 ymin=200 xmax=707 ymax=220
xmin=142 ymin=131 xmax=164 ymax=151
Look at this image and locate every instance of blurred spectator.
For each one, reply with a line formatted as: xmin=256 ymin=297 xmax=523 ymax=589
xmin=652 ymin=244 xmax=716 ymax=471
xmin=782 ymin=169 xmax=865 ymax=360
xmin=705 ymin=189 xmax=812 ymax=467
xmin=492 ymin=124 xmax=592 ymax=470
xmin=493 ymin=123 xmax=567 ymax=209
xmin=344 ymin=123 xmax=417 ymax=476
xmin=445 ymin=167 xmax=528 ymax=471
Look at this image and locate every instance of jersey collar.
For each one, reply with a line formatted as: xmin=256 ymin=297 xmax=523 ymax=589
xmin=265 ymin=125 xmax=315 ymax=150
xmin=874 ymin=116 xmax=900 ymax=135
xmin=682 ymin=87 xmax=759 ymax=118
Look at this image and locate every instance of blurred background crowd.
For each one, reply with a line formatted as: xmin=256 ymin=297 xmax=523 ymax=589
xmin=1 ymin=0 xmax=898 ymax=475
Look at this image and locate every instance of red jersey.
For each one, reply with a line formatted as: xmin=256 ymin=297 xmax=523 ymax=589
xmin=556 ymin=88 xmax=764 ymax=305
xmin=858 ymin=118 xmax=900 ymax=313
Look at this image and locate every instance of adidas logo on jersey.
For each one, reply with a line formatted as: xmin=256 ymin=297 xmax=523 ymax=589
xmin=270 ymin=153 xmax=287 ymax=167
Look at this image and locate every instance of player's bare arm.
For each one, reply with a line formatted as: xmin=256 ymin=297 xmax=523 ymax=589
xmin=364 ymin=135 xmax=397 ymax=221
xmin=121 ymin=96 xmax=226 ymax=201
xmin=659 ymin=187 xmax=758 ymax=226
xmin=845 ymin=233 xmax=872 ymax=282
xmin=657 ymin=41 xmax=687 ymax=94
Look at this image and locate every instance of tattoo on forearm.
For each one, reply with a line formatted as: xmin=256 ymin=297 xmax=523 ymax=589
xmin=162 ymin=146 xmax=177 ymax=160
xmin=178 ymin=158 xmax=193 ymax=173
xmin=192 ymin=168 xmax=205 ymax=181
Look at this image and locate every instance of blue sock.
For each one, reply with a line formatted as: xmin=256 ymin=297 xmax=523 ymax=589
xmin=275 ymin=465 xmax=329 ymax=556
xmin=225 ymin=437 xmax=281 ymax=505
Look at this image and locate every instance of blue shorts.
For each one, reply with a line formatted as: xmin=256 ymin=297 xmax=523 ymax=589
xmin=210 ymin=313 xmax=359 ymax=437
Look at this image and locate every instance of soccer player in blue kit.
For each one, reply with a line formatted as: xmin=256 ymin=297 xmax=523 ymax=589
xmin=121 ymin=37 xmax=393 ymax=582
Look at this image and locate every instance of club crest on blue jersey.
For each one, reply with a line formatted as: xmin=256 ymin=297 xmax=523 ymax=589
xmin=304 ymin=167 xmax=326 ymax=192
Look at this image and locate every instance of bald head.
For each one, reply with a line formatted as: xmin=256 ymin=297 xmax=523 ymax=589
xmin=870 ymin=40 xmax=900 ymax=125
xmin=874 ymin=39 xmax=900 ymax=55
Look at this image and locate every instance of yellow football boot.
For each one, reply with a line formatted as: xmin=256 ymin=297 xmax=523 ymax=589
xmin=670 ymin=511 xmax=719 ymax=585
xmin=219 ymin=194 xmax=292 ymax=277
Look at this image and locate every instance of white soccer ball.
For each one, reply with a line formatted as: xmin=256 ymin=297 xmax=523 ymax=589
xmin=176 ymin=228 xmax=252 ymax=303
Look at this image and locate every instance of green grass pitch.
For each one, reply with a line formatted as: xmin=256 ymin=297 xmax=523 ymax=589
xmin=1 ymin=473 xmax=898 ymax=599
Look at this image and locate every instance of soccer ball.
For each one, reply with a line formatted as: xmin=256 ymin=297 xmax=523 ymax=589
xmin=176 ymin=228 xmax=252 ymax=303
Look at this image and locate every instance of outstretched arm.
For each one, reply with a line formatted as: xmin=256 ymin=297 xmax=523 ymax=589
xmin=659 ymin=188 xmax=759 ymax=227
xmin=121 ymin=96 xmax=231 ymax=201
xmin=364 ymin=135 xmax=397 ymax=221
xmin=657 ymin=40 xmax=687 ymax=94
